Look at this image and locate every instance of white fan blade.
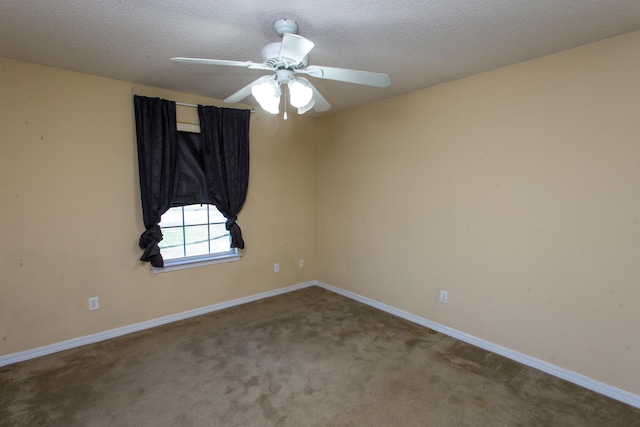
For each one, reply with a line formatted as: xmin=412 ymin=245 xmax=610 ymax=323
xmin=170 ymin=57 xmax=273 ymax=71
xmin=297 ymin=77 xmax=331 ymax=112
xmin=279 ymin=34 xmax=315 ymax=64
xmin=301 ymin=65 xmax=390 ymax=88
xmin=224 ymin=75 xmax=275 ymax=104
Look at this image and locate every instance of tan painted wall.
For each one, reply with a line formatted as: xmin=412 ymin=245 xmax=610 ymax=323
xmin=0 ymin=58 xmax=317 ymax=355
xmin=3 ymin=29 xmax=640 ymax=397
xmin=316 ymin=31 xmax=640 ymax=395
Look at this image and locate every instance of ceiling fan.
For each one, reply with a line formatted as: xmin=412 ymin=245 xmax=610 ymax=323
xmin=171 ymin=19 xmax=391 ymax=116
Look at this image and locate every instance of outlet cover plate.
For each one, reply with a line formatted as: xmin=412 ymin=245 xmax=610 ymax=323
xmin=439 ymin=290 xmax=448 ymax=304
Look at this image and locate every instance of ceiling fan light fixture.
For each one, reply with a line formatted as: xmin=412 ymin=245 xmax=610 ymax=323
xmin=288 ymin=79 xmax=314 ymax=108
xmin=251 ymin=79 xmax=281 ymax=114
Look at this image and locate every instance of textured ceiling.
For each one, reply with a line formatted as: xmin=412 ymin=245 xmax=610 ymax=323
xmin=2 ymin=1 xmax=640 ymax=115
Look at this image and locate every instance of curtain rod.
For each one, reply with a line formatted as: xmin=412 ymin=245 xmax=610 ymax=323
xmin=130 ymin=89 xmax=255 ymax=113
xmin=176 ymin=101 xmax=256 ymax=113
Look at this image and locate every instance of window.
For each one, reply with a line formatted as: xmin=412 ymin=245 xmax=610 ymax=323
xmin=150 ymin=125 xmax=241 ymax=272
xmin=159 ymin=204 xmax=228 ymax=258
xmin=134 ymin=98 xmax=249 ymax=270
xmin=155 ymin=204 xmax=239 ymax=272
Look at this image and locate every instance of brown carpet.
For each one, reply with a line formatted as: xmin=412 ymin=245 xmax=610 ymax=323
xmin=1 ymin=286 xmax=639 ymax=426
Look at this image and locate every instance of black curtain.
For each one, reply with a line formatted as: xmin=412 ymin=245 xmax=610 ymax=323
xmin=198 ymin=105 xmax=250 ymax=249
xmin=173 ymin=131 xmax=216 ymax=207
xmin=134 ymin=96 xmax=178 ymax=267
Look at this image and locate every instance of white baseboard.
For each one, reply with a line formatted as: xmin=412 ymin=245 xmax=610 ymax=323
xmin=0 ymin=281 xmax=315 ymax=368
xmin=313 ymin=281 xmax=640 ymax=410
xmin=3 ymin=279 xmax=638 ymax=410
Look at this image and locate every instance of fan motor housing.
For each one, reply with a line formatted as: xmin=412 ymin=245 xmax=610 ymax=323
xmin=261 ymin=42 xmax=309 ymax=69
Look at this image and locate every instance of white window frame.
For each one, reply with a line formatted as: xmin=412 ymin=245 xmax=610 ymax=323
xmin=152 ymin=250 xmax=241 ymax=273
xmin=151 ymin=122 xmax=242 ymax=273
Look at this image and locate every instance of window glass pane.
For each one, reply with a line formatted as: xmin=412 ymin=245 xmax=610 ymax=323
xmin=159 ymin=206 xmax=184 ymax=227
xmin=209 ymin=207 xmax=227 ymax=224
xmin=185 ymin=224 xmax=209 ymax=257
xmin=158 ymin=204 xmax=235 ymax=262
xmin=159 ymin=227 xmax=185 ymax=259
xmin=210 ymin=223 xmax=231 ymax=253
xmin=161 ymin=245 xmax=186 ymax=260
xmin=183 ymin=204 xmax=208 ymax=226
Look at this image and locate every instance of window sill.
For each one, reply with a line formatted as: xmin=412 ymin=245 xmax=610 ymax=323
xmin=151 ymin=252 xmax=241 ymax=273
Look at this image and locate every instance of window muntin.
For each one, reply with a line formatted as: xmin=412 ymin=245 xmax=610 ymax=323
xmin=159 ymin=204 xmax=233 ymax=261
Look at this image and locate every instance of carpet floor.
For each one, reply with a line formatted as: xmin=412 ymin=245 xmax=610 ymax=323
xmin=1 ymin=286 xmax=639 ymax=426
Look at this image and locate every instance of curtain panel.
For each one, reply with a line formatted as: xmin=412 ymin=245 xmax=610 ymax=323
xmin=134 ymin=96 xmax=178 ymax=267
xmin=198 ymin=105 xmax=251 ymax=249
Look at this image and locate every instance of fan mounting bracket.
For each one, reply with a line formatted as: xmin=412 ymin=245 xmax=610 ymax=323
xmin=274 ymin=18 xmax=298 ymax=36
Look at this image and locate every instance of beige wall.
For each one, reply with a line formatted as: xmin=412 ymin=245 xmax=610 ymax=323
xmin=0 ymin=58 xmax=317 ymax=355
xmin=2 ymin=29 xmax=640 ymax=398
xmin=316 ymin=31 xmax=640 ymax=395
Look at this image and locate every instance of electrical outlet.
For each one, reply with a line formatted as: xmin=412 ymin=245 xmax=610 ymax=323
xmin=299 ymin=259 xmax=304 ymax=268
xmin=274 ymin=262 xmax=280 ymax=273
xmin=89 ymin=297 xmax=99 ymax=311
xmin=439 ymin=290 xmax=448 ymax=304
